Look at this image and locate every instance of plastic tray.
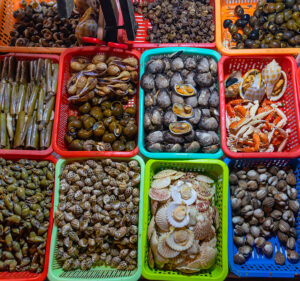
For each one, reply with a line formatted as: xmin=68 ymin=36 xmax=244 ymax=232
xmin=139 ymin=47 xmax=223 ymax=159
xmin=48 ymin=155 xmax=145 ymax=281
xmin=0 ymin=154 xmax=57 ymax=281
xmin=225 ymin=157 xmax=300 ymax=278
xmin=52 ymin=46 xmax=140 ymax=158
xmin=215 ymin=0 xmax=300 ymax=56
xmin=142 ymin=159 xmax=229 ymax=281
xmin=119 ymin=0 xmax=216 ymax=52
xmin=219 ymin=55 xmax=300 ymax=159
xmin=0 ymin=52 xmax=60 ymax=157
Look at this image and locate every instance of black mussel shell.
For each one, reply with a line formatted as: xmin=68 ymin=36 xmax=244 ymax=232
xmin=223 ymin=19 xmax=233 ymax=28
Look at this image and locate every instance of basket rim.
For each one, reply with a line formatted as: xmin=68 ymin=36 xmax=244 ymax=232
xmin=138 ymin=47 xmax=223 ymax=160
xmin=215 ymin=0 xmax=300 ymax=56
xmin=0 ymin=154 xmax=57 ymax=281
xmin=142 ymin=159 xmax=229 ymax=281
xmin=48 ymin=155 xmax=144 ymax=281
xmin=0 ymin=52 xmax=59 ymax=157
xmin=52 ymin=46 xmax=141 ymax=158
xmin=218 ymin=55 xmax=300 ymax=159
xmin=224 ymin=157 xmax=300 ymax=278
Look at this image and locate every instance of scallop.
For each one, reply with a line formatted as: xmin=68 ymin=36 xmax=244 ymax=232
xmin=172 ymin=103 xmax=194 ymax=119
xmin=169 ymin=121 xmax=192 ymax=135
xmin=174 ymin=84 xmax=196 ymax=97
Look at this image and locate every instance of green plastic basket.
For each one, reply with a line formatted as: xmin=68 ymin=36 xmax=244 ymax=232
xmin=142 ymin=159 xmax=229 ymax=281
xmin=47 ymin=155 xmax=145 ymax=281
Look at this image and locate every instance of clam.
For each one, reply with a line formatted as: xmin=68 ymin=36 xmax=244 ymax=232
xmin=275 ymin=252 xmax=285 ymax=265
xmin=169 ymin=121 xmax=192 ymax=135
xmin=172 ymin=103 xmax=194 ymax=119
xmin=263 ymin=241 xmax=273 ymax=258
xmin=174 ymin=84 xmax=196 ymax=97
xmin=234 ymin=253 xmax=245 ymax=265
xmin=287 ymin=250 xmax=299 ymax=263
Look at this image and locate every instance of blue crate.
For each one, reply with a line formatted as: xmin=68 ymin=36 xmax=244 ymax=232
xmin=139 ymin=47 xmax=223 ymax=159
xmin=224 ymin=158 xmax=300 ymax=278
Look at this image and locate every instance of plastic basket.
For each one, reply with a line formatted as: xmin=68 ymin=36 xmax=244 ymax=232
xmin=225 ymin=157 xmax=300 ymax=277
xmin=119 ymin=0 xmax=216 ymax=52
xmin=0 ymin=52 xmax=60 ymax=157
xmin=219 ymin=55 xmax=300 ymax=159
xmin=139 ymin=47 xmax=223 ymax=159
xmin=142 ymin=159 xmax=229 ymax=281
xmin=48 ymin=155 xmax=145 ymax=281
xmin=0 ymin=154 xmax=57 ymax=281
xmin=215 ymin=0 xmax=300 ymax=56
xmin=297 ymin=67 xmax=300 ymax=100
xmin=52 ymin=46 xmax=141 ymax=158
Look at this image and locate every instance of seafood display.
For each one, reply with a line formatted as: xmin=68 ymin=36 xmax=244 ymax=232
xmin=10 ymin=1 xmax=80 ymax=47
xmin=134 ymin=0 xmax=215 ymax=44
xmin=147 ymin=169 xmax=219 ymax=273
xmin=223 ymin=2 xmax=300 ymax=49
xmin=230 ymin=165 xmax=299 ymax=265
xmin=54 ymin=159 xmax=141 ymax=271
xmin=0 ymin=56 xmax=58 ymax=150
xmin=0 ymin=158 xmax=55 ymax=272
xmin=141 ymin=53 xmax=220 ymax=153
xmin=64 ymin=54 xmax=138 ymax=151
xmin=65 ymin=100 xmax=137 ymax=151
xmin=225 ymin=60 xmax=289 ymax=152
xmin=67 ymin=55 xmax=138 ymax=103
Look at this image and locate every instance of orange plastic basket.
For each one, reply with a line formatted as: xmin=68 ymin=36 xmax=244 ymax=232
xmin=0 ymin=154 xmax=57 ymax=281
xmin=0 ymin=52 xmax=60 ymax=158
xmin=120 ymin=0 xmax=216 ymax=52
xmin=219 ymin=55 xmax=300 ymax=158
xmin=0 ymin=0 xmax=70 ymax=54
xmin=216 ymin=0 xmax=300 ymax=56
xmin=53 ymin=46 xmax=140 ymax=158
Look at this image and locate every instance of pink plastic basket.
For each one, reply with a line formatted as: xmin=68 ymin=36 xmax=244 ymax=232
xmin=120 ymin=0 xmax=216 ymax=52
xmin=219 ymin=55 xmax=300 ymax=159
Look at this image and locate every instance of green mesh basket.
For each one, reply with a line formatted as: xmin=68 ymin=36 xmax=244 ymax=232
xmin=47 ymin=155 xmax=145 ymax=281
xmin=142 ymin=159 xmax=229 ymax=281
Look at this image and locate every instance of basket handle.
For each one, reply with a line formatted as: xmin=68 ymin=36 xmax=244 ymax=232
xmin=81 ymin=37 xmax=128 ymax=50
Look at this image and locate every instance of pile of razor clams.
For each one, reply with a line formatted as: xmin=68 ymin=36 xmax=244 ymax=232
xmin=141 ymin=53 xmax=220 ymax=153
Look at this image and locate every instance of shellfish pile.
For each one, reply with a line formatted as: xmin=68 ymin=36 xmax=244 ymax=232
xmin=225 ymin=60 xmax=289 ymax=152
xmin=0 ymin=158 xmax=54 ymax=273
xmin=54 ymin=159 xmax=141 ymax=271
xmin=67 ymin=54 xmax=138 ymax=103
xmin=141 ymin=53 xmax=220 ymax=153
xmin=230 ymin=165 xmax=299 ymax=265
xmin=147 ymin=169 xmax=219 ymax=273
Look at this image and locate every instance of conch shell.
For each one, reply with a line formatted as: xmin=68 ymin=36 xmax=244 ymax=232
xmin=262 ymin=59 xmax=282 ymax=100
xmin=225 ymin=71 xmax=242 ymax=98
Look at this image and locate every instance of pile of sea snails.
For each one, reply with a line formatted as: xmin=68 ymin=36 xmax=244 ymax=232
xmin=147 ymin=169 xmax=219 ymax=273
xmin=67 ymin=54 xmax=138 ymax=103
xmin=141 ymin=52 xmax=220 ymax=153
xmin=65 ymin=100 xmax=137 ymax=151
xmin=230 ymin=165 xmax=299 ymax=265
xmin=223 ymin=2 xmax=300 ymax=49
xmin=134 ymin=0 xmax=215 ymax=44
xmin=54 ymin=159 xmax=141 ymax=271
xmin=0 ymin=158 xmax=55 ymax=273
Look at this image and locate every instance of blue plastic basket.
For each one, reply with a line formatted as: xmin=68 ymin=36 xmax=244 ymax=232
xmin=225 ymin=157 xmax=300 ymax=278
xmin=138 ymin=47 xmax=223 ymax=159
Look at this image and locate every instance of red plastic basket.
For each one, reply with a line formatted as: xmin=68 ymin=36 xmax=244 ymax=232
xmin=119 ymin=0 xmax=216 ymax=52
xmin=219 ymin=55 xmax=300 ymax=159
xmin=53 ymin=46 xmax=140 ymax=158
xmin=0 ymin=154 xmax=57 ymax=281
xmin=297 ymin=67 xmax=300 ymax=101
xmin=0 ymin=53 xmax=59 ymax=157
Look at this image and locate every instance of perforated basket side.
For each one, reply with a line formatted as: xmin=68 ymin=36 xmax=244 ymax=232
xmin=225 ymin=158 xmax=300 ymax=277
xmin=215 ymin=0 xmax=300 ymax=55
xmin=48 ymin=155 xmax=144 ymax=281
xmin=142 ymin=159 xmax=229 ymax=281
xmin=52 ymin=46 xmax=140 ymax=158
xmin=119 ymin=0 xmax=216 ymax=51
xmin=0 ymin=154 xmax=57 ymax=281
xmin=219 ymin=55 xmax=300 ymax=159
xmin=138 ymin=47 xmax=223 ymax=159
